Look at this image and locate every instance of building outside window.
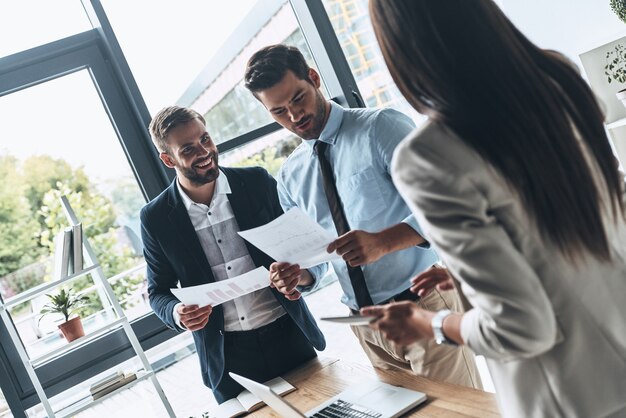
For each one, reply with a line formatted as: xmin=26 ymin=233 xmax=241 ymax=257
xmin=321 ymin=0 xmax=424 ymax=121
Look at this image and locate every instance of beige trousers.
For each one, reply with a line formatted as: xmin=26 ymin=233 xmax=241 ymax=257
xmin=350 ymin=288 xmax=483 ymax=389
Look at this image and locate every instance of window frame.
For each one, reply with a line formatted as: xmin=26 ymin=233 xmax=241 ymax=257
xmin=0 ymin=27 xmax=175 ymax=413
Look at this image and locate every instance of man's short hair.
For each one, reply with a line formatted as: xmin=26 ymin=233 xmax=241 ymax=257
xmin=149 ymin=106 xmax=206 ymax=153
xmin=244 ymin=44 xmax=312 ymax=94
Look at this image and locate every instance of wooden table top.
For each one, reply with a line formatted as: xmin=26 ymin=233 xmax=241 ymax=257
xmin=248 ymin=357 xmax=500 ymax=417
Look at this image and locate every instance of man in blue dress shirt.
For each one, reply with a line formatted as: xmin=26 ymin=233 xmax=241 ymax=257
xmin=244 ymin=45 xmax=481 ymax=388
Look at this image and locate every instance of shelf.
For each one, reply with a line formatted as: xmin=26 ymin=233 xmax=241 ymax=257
xmin=31 ymin=317 xmax=126 ymax=367
xmin=1 ymin=264 xmax=100 ymax=308
xmin=606 ymin=118 xmax=626 ymax=129
xmin=55 ymin=370 xmax=153 ymax=418
xmin=1 ymin=196 xmax=175 ymax=417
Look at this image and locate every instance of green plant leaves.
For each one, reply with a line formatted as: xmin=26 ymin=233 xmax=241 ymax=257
xmin=39 ymin=287 xmax=90 ymax=323
xmin=610 ymin=0 xmax=626 ymax=24
xmin=604 ymin=44 xmax=626 ymax=85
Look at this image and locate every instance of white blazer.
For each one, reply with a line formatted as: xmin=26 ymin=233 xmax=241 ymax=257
xmin=391 ymin=122 xmax=626 ymax=418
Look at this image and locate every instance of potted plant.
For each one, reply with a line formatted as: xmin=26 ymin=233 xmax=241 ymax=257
xmin=610 ymin=0 xmax=626 ymax=24
xmin=39 ymin=288 xmax=90 ymax=342
xmin=604 ymin=43 xmax=626 ymax=108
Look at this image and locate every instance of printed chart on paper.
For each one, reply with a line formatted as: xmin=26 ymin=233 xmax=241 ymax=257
xmin=171 ymin=267 xmax=270 ymax=307
xmin=238 ymin=208 xmax=341 ymax=269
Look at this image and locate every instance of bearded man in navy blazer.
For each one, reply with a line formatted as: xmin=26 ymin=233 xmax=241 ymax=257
xmin=140 ymin=106 xmax=325 ymax=403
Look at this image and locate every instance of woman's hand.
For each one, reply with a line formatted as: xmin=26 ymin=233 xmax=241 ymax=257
xmin=361 ymin=301 xmax=435 ymax=345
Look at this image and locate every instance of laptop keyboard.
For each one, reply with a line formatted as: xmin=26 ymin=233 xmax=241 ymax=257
xmin=311 ymin=399 xmax=382 ymax=418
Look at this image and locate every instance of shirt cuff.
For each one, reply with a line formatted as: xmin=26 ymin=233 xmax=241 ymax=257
xmin=401 ymin=217 xmax=430 ymax=249
xmin=296 ymin=266 xmax=324 ymax=293
xmin=172 ymin=302 xmax=187 ymax=330
xmin=460 ymin=309 xmax=480 ymax=350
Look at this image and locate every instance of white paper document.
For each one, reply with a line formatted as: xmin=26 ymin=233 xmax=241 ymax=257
xmin=237 ymin=208 xmax=341 ymax=269
xmin=170 ymin=267 xmax=270 ymax=307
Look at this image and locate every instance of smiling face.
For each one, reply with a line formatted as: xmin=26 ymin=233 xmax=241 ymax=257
xmin=159 ymin=118 xmax=219 ymax=187
xmin=255 ymin=68 xmax=330 ymax=140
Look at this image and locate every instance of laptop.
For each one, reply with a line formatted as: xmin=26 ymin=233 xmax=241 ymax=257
xmin=229 ymin=372 xmax=427 ymax=418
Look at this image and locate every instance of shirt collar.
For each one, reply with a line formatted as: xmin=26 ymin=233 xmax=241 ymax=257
xmin=304 ymin=100 xmax=344 ymax=155
xmin=176 ymin=169 xmax=231 ymax=210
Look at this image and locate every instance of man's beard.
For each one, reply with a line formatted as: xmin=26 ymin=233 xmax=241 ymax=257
xmin=180 ymin=152 xmax=219 ymax=186
xmin=293 ymin=92 xmax=327 ymax=140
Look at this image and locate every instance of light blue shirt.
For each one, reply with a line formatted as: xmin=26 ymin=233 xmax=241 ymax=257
xmin=277 ymin=101 xmax=439 ymax=309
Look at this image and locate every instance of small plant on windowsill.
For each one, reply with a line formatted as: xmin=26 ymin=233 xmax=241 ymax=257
xmin=604 ymin=43 xmax=626 ymax=108
xmin=38 ymin=288 xmax=90 ymax=343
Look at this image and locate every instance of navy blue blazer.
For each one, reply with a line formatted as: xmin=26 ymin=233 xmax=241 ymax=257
xmin=140 ymin=166 xmax=325 ymax=390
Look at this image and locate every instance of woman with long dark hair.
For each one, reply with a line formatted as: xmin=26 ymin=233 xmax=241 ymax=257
xmin=362 ymin=1 xmax=626 ymax=417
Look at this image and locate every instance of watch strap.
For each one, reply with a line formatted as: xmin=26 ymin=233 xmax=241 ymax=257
xmin=431 ymin=309 xmax=458 ymax=346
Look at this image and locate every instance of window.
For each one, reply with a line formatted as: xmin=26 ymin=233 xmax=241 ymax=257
xmin=101 ymin=0 xmax=323 ymax=146
xmin=100 ymin=0 xmax=330 ymax=178
xmin=320 ymin=0 xmax=425 ymax=123
xmin=0 ymin=17 xmax=171 ymax=410
xmin=0 ymin=0 xmax=91 ymax=59
xmin=0 ymin=69 xmax=149 ymax=360
xmin=221 ymin=130 xmax=302 ymax=177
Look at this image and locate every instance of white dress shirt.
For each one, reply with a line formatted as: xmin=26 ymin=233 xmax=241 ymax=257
xmin=172 ymin=173 xmax=285 ymax=331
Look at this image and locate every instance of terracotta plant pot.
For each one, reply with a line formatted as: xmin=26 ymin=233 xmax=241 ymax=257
xmin=58 ymin=316 xmax=85 ymax=342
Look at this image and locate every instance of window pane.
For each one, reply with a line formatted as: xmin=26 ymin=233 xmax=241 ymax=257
xmin=0 ymin=1 xmax=91 ymax=59
xmin=0 ymin=70 xmax=150 ymax=361
xmin=321 ymin=0 xmax=425 ymax=124
xmin=221 ymin=129 xmax=301 ymax=177
xmin=102 ymin=0 xmax=321 ymax=144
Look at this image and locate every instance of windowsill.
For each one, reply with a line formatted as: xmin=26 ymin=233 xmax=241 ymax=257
xmin=606 ymin=117 xmax=626 ymax=129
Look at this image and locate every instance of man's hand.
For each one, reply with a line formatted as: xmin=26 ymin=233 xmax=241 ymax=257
xmin=327 ymin=223 xmax=425 ymax=267
xmin=327 ymin=230 xmax=387 ymax=266
xmin=269 ymin=262 xmax=313 ymax=300
xmin=410 ymin=265 xmax=454 ymax=297
xmin=177 ymin=304 xmax=212 ymax=331
xmin=361 ymin=301 xmax=434 ymax=346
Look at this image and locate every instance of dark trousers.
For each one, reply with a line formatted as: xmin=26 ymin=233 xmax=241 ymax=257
xmin=213 ymin=314 xmax=317 ymax=403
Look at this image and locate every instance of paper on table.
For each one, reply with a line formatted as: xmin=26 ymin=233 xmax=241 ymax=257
xmin=238 ymin=208 xmax=341 ymax=269
xmin=171 ymin=267 xmax=270 ymax=307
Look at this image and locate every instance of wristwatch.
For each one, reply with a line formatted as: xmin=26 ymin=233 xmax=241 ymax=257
xmin=431 ymin=309 xmax=457 ymax=346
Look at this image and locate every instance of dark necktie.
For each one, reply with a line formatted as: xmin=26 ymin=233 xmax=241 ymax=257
xmin=315 ymin=141 xmax=373 ymax=308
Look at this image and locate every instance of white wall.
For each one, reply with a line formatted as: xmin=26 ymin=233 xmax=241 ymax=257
xmin=499 ymin=0 xmax=626 ymax=166
xmin=500 ymin=0 xmax=626 ymax=61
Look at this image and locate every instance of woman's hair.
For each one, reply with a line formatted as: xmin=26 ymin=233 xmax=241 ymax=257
xmin=370 ymin=0 xmax=624 ymax=261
